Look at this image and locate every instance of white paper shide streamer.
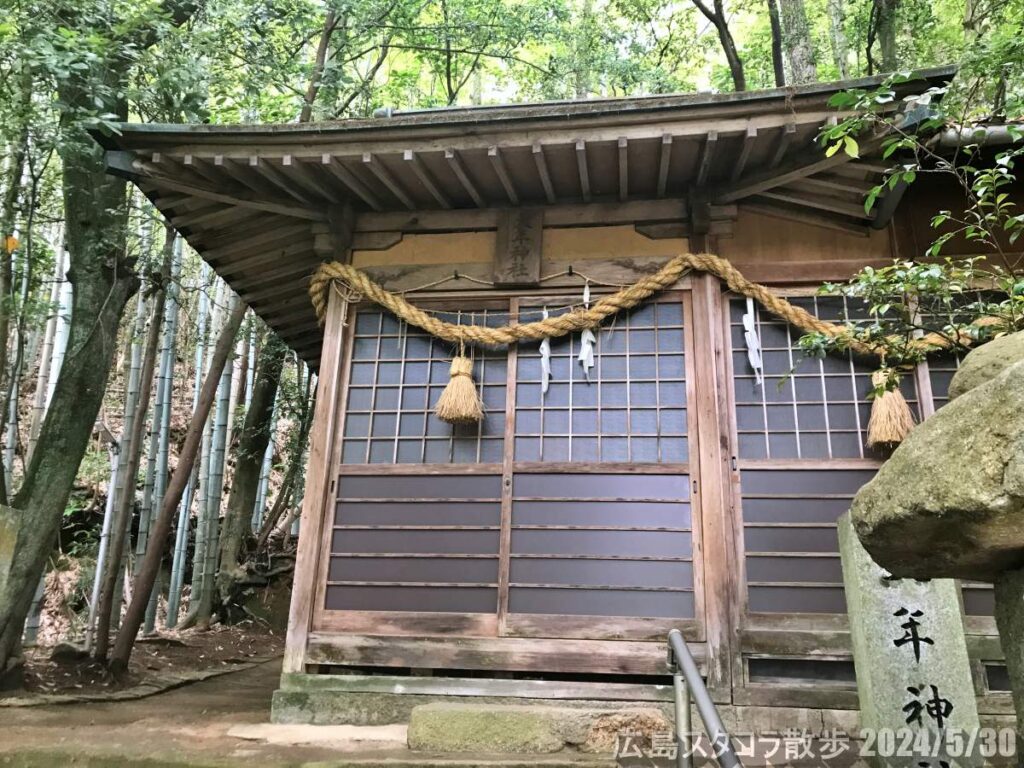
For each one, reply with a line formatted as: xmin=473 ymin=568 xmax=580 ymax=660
xmin=742 ymin=296 xmax=764 ymax=386
xmin=577 ymin=281 xmax=595 ymax=382
xmin=539 ymin=307 xmax=552 ymax=394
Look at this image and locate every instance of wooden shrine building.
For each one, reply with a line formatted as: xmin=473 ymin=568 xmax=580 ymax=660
xmin=97 ymin=65 xmax=1014 ymax=725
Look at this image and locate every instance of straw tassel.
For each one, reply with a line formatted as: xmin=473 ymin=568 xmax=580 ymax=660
xmin=866 ymin=368 xmax=916 ymax=448
xmin=435 ymin=354 xmax=484 ymax=425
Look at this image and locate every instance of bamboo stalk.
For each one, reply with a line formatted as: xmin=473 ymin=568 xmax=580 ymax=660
xmin=110 ymin=295 xmax=246 ymax=671
xmin=166 ymin=261 xmax=210 ymax=627
xmin=195 ymin=329 xmax=235 ymax=626
xmin=26 ymin=234 xmax=64 ymax=462
xmin=85 ymin=443 xmax=119 ymax=650
xmin=92 ymin=229 xmax=170 ymax=662
xmin=187 ymin=279 xmax=223 ymax=617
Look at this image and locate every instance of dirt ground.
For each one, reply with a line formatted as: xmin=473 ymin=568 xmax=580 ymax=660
xmin=2 ymin=658 xmax=367 ymax=766
xmin=12 ymin=621 xmax=284 ymax=697
xmin=0 ymin=658 xmax=615 ymax=767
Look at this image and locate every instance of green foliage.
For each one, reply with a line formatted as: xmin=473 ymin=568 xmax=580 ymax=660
xmin=798 ymin=257 xmax=1024 ymax=369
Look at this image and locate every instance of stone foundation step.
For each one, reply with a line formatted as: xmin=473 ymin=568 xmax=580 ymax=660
xmin=308 ymin=757 xmax=617 ymax=767
xmin=407 ymin=702 xmax=670 ymax=755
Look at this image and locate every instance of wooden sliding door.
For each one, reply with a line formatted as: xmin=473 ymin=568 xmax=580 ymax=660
xmin=314 ymin=292 xmax=705 ymax=652
xmin=504 ymin=294 xmax=702 ymax=642
xmin=724 ymin=291 xmax=923 ymax=704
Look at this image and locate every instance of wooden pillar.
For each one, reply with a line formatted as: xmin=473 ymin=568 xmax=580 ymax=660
xmin=689 ymin=221 xmax=738 ymax=702
xmin=283 ymin=209 xmax=354 ymax=676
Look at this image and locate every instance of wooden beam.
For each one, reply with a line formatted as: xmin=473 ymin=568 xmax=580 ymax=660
xmin=321 ymin=155 xmax=384 ymax=211
xmin=181 ymin=154 xmax=222 ymax=185
xmin=213 ymin=156 xmax=277 ymax=197
xmin=740 ymin=202 xmax=870 ymax=237
xmin=223 ymin=261 xmax=319 ymax=295
xmin=204 ymin=222 xmax=313 ymax=262
xmin=445 ymin=148 xmax=485 ymax=208
xmin=136 ymin=174 xmax=323 ymax=221
xmin=283 ymin=290 xmax=348 ymax=674
xmin=188 ymin=210 xmax=299 ymax=251
xmin=531 ymin=142 xmax=556 ymax=204
xmin=403 ymin=150 xmax=451 ymax=209
xmin=238 ymin=279 xmax=312 ymax=305
xmin=845 ymin=160 xmax=892 ymax=174
xmin=305 ymin=633 xmax=674 ymax=676
xmin=150 ymin=153 xmax=213 ymax=189
xmin=771 ymin=122 xmax=797 ymax=168
xmin=285 ymin=154 xmax=342 ymax=204
xmin=217 ymin=240 xmax=319 ymax=278
xmin=758 ymin=189 xmax=875 ymax=220
xmin=362 ymin=152 xmax=415 ymax=209
xmin=696 ymin=130 xmax=719 ymax=187
xmin=261 ymin=301 xmax=319 ymax=325
xmin=575 ymin=139 xmax=591 ymax=202
xmin=792 ymin=174 xmax=870 ymax=197
xmin=355 ymin=199 xmax=694 ymax=233
xmin=714 ymin=136 xmax=877 ymax=203
xmin=730 ymin=125 xmax=757 ymax=182
xmin=313 ymin=202 xmax=356 ymax=261
xmin=151 ymin=193 xmax=197 ymax=211
xmin=656 ymin=134 xmax=672 ymax=198
xmin=617 ymin=137 xmax=629 ymax=202
xmin=488 ymin=146 xmax=519 ymax=206
xmin=172 ymin=204 xmax=261 ymax=231
xmin=249 ymin=155 xmax=317 ymax=205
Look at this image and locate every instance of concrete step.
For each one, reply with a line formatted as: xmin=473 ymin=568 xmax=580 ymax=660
xmin=0 ymin=748 xmax=617 ymax=768
xmin=407 ymin=702 xmax=670 ymax=755
xmin=306 ymin=757 xmax=615 ymax=767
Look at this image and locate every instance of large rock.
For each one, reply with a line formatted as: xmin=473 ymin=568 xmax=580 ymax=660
xmin=851 ymin=358 xmax=1024 ymax=582
xmin=948 ymin=330 xmax=1024 ymax=400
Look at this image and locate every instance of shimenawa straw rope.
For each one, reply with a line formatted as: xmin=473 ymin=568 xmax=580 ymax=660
xmin=309 ymin=253 xmax=970 ymax=440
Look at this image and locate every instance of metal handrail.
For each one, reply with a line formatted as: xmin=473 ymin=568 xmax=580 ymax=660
xmin=667 ymin=629 xmax=743 ymax=768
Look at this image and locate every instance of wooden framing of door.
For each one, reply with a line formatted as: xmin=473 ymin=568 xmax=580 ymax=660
xmin=288 ymin=278 xmax=737 ymax=682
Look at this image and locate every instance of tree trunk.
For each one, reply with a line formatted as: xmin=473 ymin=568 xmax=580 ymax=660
xmin=827 ymin=0 xmax=849 ymax=78
xmin=256 ymin=377 xmax=316 ymax=552
xmin=0 ymin=66 xmax=139 ymax=674
xmin=110 ymin=297 xmax=246 ymax=671
xmin=692 ymin=0 xmax=746 ymax=91
xmin=767 ymin=0 xmax=786 ymax=86
xmin=0 ymin=82 xmax=32 ymax=504
xmin=92 ymin=234 xmax=170 ymax=661
xmin=781 ymin=0 xmax=818 ymax=84
xmin=216 ymin=334 xmax=286 ymax=608
xmin=866 ymin=0 xmax=899 ymax=74
xmin=875 ymin=0 xmax=899 ymax=73
xmin=299 ymin=11 xmax=338 ymax=122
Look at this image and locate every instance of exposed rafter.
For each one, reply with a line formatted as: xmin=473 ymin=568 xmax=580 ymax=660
xmin=617 ymin=137 xmax=629 ymax=201
xmin=696 ymin=131 xmax=719 ymax=187
xmin=731 ymin=125 xmax=757 ymax=182
xmin=575 ymin=139 xmax=591 ymax=203
xmin=532 ymin=143 xmax=556 ymax=204
xmin=488 ymin=146 xmax=519 ymax=206
xmin=445 ymin=148 xmax=485 ymax=208
xmin=321 ymin=155 xmax=384 ymax=211
xmin=656 ymin=134 xmax=673 ymax=198
xmin=363 ymin=152 xmax=415 ymax=209
xmin=404 ymin=150 xmax=451 ymax=209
